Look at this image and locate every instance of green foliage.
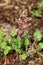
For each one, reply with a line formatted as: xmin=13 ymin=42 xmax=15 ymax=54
xmin=5 ymin=35 xmax=12 ymax=43
xmin=20 ymin=53 xmax=27 ymax=60
xmin=0 ymin=51 xmax=3 ymax=57
xmin=30 ymin=1 xmax=43 ymax=17
xmin=0 ymin=42 xmax=7 ymax=49
xmin=0 ymin=28 xmax=43 ymax=61
xmin=38 ymin=1 xmax=43 ymax=8
xmin=38 ymin=42 xmax=43 ymax=50
xmin=0 ymin=31 xmax=5 ymax=43
xmin=16 ymin=36 xmax=22 ymax=48
xmin=33 ymin=30 xmax=42 ymax=41
xmin=4 ymin=46 xmax=11 ymax=55
xmin=24 ymin=38 xmax=30 ymax=48
xmin=10 ymin=29 xmax=18 ymax=36
xmin=23 ymin=31 xmax=31 ymax=38
xmin=30 ymin=10 xmax=42 ymax=17
xmin=11 ymin=36 xmax=22 ymax=53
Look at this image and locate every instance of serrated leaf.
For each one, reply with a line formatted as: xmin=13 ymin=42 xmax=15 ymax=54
xmin=34 ymin=30 xmax=42 ymax=41
xmin=4 ymin=46 xmax=11 ymax=55
xmin=38 ymin=43 xmax=43 ymax=50
xmin=24 ymin=39 xmax=30 ymax=47
xmin=0 ymin=42 xmax=7 ymax=49
xmin=12 ymin=37 xmax=22 ymax=49
xmin=20 ymin=54 xmax=27 ymax=60
xmin=23 ymin=31 xmax=31 ymax=38
xmin=10 ymin=29 xmax=18 ymax=36
xmin=15 ymin=48 xmax=22 ymax=53
xmin=31 ymin=10 xmax=42 ymax=17
xmin=16 ymin=36 xmax=22 ymax=48
xmin=11 ymin=37 xmax=22 ymax=53
xmin=0 ymin=32 xmax=4 ymax=42
xmin=5 ymin=35 xmax=12 ymax=43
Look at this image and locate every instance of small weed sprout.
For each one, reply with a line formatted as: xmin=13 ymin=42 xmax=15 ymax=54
xmin=30 ymin=1 xmax=43 ymax=17
xmin=33 ymin=30 xmax=42 ymax=41
xmin=37 ymin=1 xmax=43 ymax=8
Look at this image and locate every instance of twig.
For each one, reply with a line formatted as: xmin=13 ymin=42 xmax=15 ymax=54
xmin=0 ymin=0 xmax=9 ymax=7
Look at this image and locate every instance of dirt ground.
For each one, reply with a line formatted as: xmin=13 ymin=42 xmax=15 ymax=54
xmin=0 ymin=0 xmax=43 ymax=65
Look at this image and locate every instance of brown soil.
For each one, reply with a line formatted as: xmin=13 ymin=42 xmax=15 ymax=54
xmin=0 ymin=0 xmax=43 ymax=65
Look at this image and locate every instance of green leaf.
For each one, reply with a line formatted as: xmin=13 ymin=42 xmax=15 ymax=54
xmin=0 ymin=42 xmax=7 ymax=49
xmin=38 ymin=43 xmax=43 ymax=50
xmin=12 ymin=37 xmax=22 ymax=49
xmin=5 ymin=35 xmax=12 ymax=43
xmin=34 ymin=30 xmax=42 ymax=41
xmin=31 ymin=10 xmax=42 ymax=17
xmin=16 ymin=36 xmax=22 ymax=48
xmin=20 ymin=54 xmax=27 ymax=60
xmin=0 ymin=32 xmax=4 ymax=42
xmin=15 ymin=48 xmax=22 ymax=53
xmin=4 ymin=46 xmax=11 ymax=55
xmin=24 ymin=39 xmax=30 ymax=47
xmin=11 ymin=37 xmax=22 ymax=53
xmin=38 ymin=1 xmax=43 ymax=8
xmin=10 ymin=29 xmax=18 ymax=36
xmin=23 ymin=31 xmax=31 ymax=38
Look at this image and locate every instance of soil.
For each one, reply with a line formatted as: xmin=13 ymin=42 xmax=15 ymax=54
xmin=0 ymin=0 xmax=43 ymax=65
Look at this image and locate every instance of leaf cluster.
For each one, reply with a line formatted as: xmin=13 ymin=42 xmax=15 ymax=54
xmin=30 ymin=1 xmax=43 ymax=17
xmin=0 ymin=29 xmax=43 ymax=61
